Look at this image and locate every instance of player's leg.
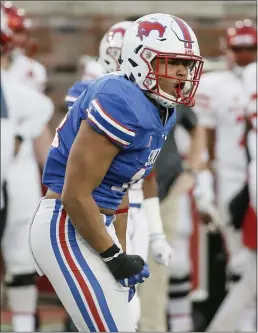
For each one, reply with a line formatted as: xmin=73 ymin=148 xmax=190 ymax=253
xmin=127 ymin=206 xmax=149 ymax=329
xmin=29 ymin=198 xmax=135 ymax=332
xmin=2 ymin=218 xmax=38 ymax=332
xmin=217 ymin=171 xmax=256 ymax=331
xmin=216 ymin=171 xmax=246 ymax=264
xmin=167 ymin=192 xmax=193 ymax=332
xmin=207 ymin=249 xmax=256 ymax=332
xmin=1 ymin=158 xmax=42 ymax=332
xmin=230 ymin=206 xmax=257 ymax=332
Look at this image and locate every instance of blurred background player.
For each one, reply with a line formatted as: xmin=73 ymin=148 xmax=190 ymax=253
xmin=193 ymin=19 xmax=257 ymax=332
xmin=64 ymin=19 xmax=173 ymax=330
xmin=138 ymin=57 xmax=228 ymax=332
xmin=139 ymin=100 xmax=206 ymax=332
xmin=0 ymin=5 xmax=15 ymax=239
xmin=2 ymin=1 xmax=53 ymax=170
xmin=4 ymin=1 xmax=47 ymax=93
xmin=1 ymin=3 xmax=54 ymax=332
xmin=243 ymin=61 xmax=257 ymax=214
xmin=207 ymin=59 xmax=257 ymax=332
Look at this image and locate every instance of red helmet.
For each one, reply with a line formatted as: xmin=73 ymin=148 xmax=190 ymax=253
xmin=222 ymin=19 xmax=257 ymax=68
xmin=1 ymin=4 xmax=13 ymax=55
xmin=225 ymin=19 xmax=257 ymax=49
xmin=3 ymin=1 xmax=27 ymax=32
xmin=2 ymin=2 xmax=32 ymax=50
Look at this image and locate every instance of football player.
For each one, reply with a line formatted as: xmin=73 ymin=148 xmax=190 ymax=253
xmin=1 ymin=4 xmax=54 ymax=332
xmin=28 ymin=13 xmax=203 ymax=331
xmin=65 ymin=20 xmax=174 ymax=329
xmin=207 ymin=61 xmax=257 ymax=332
xmin=193 ymin=19 xmax=257 ymax=331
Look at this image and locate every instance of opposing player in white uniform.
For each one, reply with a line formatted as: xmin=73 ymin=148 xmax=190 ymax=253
xmin=3 ymin=2 xmax=47 ymax=93
xmin=65 ymin=20 xmax=172 ymax=329
xmin=2 ymin=2 xmax=52 ymax=168
xmin=193 ymin=20 xmax=257 ymax=332
xmin=0 ymin=6 xmax=14 ymax=214
xmin=207 ymin=60 xmax=257 ymax=332
xmin=1 ymin=4 xmax=54 ymax=332
xmin=243 ymin=62 xmax=257 ymax=212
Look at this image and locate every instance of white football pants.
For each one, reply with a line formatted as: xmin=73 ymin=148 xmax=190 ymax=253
xmin=28 ymin=198 xmax=135 ymax=332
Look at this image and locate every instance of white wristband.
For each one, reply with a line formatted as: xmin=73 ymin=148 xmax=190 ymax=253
xmin=142 ymin=197 xmax=164 ymax=235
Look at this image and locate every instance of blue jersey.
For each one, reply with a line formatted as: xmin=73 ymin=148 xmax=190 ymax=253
xmin=64 ymin=80 xmax=93 ymax=109
xmin=43 ymin=74 xmax=177 ymax=211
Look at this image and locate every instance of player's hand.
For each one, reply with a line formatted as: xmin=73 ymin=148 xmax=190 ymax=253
xmin=150 ymin=233 xmax=173 ymax=267
xmin=100 ymin=244 xmax=150 ymax=287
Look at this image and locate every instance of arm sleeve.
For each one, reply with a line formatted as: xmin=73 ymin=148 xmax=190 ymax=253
xmin=15 ymin=89 xmax=54 ymax=140
xmin=86 ymin=93 xmax=139 ymax=149
xmin=193 ymin=75 xmax=217 ymax=128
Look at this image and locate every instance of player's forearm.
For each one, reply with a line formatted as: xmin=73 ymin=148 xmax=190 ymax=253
xmin=61 ymin=193 xmax=114 ymax=253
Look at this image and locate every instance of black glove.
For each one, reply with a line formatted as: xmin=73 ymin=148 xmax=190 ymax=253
xmin=100 ymin=244 xmax=150 ymax=287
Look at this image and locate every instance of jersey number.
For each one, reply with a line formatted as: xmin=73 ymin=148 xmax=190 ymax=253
xmin=111 ymin=168 xmax=146 ymax=192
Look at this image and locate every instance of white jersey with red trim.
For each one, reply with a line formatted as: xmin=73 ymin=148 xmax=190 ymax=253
xmin=8 ymin=52 xmax=47 ymax=93
xmin=243 ymin=62 xmax=257 ymax=212
xmin=243 ymin=62 xmax=257 ymax=161
xmin=1 ymin=69 xmax=54 ymax=216
xmin=193 ymin=70 xmax=248 ymax=176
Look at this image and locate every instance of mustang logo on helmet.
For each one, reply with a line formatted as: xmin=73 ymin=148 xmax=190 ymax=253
xmin=137 ymin=21 xmax=167 ymax=41
xmin=106 ymin=27 xmax=126 ymax=42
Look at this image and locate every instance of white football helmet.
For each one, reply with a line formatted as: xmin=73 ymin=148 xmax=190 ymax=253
xmin=120 ymin=13 xmax=204 ymax=108
xmin=98 ymin=21 xmax=134 ymax=73
xmin=80 ymin=55 xmax=105 ymax=80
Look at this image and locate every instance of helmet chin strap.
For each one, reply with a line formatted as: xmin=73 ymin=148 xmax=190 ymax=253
xmin=146 ymin=90 xmax=179 ymax=108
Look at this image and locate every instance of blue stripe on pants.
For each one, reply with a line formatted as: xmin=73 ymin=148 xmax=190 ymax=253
xmin=50 ymin=200 xmax=97 ymax=332
xmin=67 ymin=219 xmax=118 ymax=332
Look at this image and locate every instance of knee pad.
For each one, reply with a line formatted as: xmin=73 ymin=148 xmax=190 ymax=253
xmin=5 ymin=272 xmax=37 ymax=288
